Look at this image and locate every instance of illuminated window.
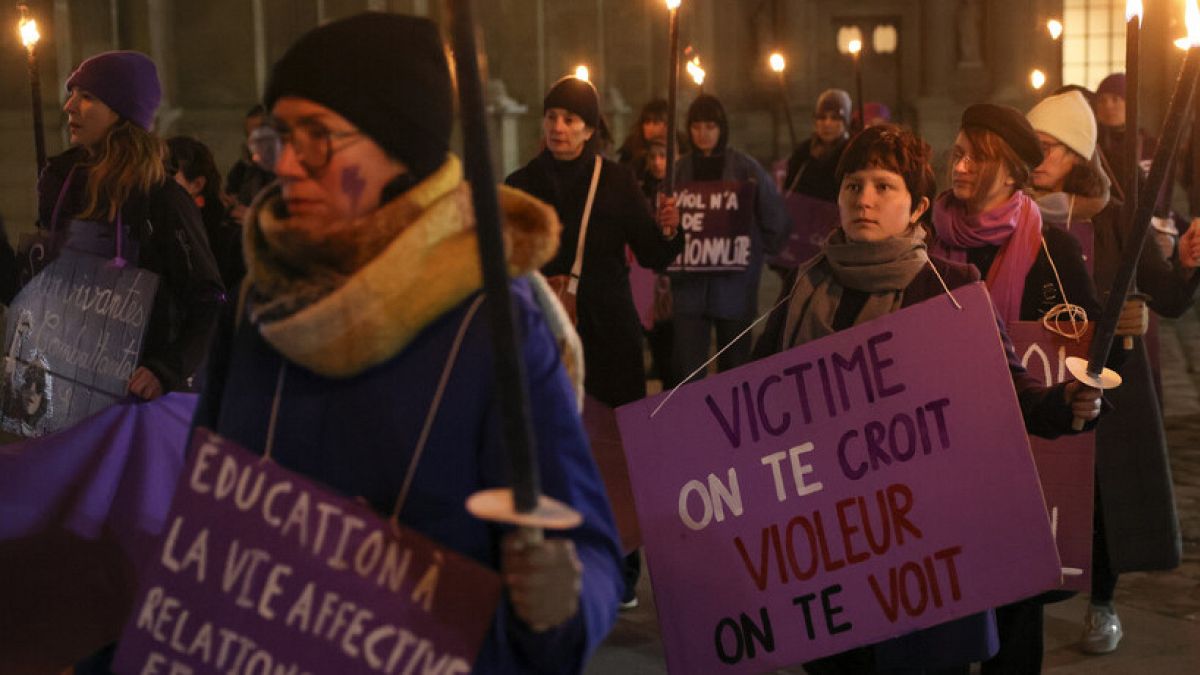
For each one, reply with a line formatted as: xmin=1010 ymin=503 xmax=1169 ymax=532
xmin=1062 ymin=0 xmax=1126 ymax=89
xmin=837 ymin=25 xmax=864 ymax=55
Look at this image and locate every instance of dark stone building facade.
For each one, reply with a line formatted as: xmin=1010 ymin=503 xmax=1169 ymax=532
xmin=0 ymin=0 xmax=1189 ymax=233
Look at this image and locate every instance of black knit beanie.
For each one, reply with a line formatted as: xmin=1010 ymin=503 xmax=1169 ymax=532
xmin=264 ymin=13 xmax=451 ymax=181
xmin=686 ymin=94 xmax=729 ymax=151
xmin=543 ymin=77 xmax=601 ymax=128
xmin=961 ymin=103 xmax=1044 ymax=170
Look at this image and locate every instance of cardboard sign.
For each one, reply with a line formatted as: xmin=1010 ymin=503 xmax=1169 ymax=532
xmin=0 ymin=251 xmax=159 ymax=437
xmin=1045 ymin=221 xmax=1095 ymax=275
xmin=1007 ymin=322 xmax=1096 ymax=592
xmin=113 ymin=429 xmax=502 ymax=675
xmin=616 ymin=282 xmax=1060 ymax=673
xmin=668 ymin=180 xmax=757 ymax=273
xmin=767 ymin=194 xmax=841 ymax=270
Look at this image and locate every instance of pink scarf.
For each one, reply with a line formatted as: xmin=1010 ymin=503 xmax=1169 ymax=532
xmin=931 ymin=190 xmax=1043 ymax=322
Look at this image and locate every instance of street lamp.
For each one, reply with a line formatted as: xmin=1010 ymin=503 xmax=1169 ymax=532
xmin=1047 ymin=19 xmax=1063 ymax=40
xmin=1030 ymin=68 xmax=1047 ymax=90
xmin=848 ymin=38 xmax=864 ymax=130
xmin=768 ymin=51 xmax=796 ymax=147
xmin=664 ymin=0 xmax=682 ymax=192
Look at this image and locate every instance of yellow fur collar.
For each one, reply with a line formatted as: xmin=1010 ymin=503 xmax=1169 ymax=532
xmin=243 ymin=155 xmax=565 ymax=378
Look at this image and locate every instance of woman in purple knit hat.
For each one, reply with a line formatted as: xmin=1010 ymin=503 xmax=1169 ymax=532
xmin=35 ymin=51 xmax=223 ymax=400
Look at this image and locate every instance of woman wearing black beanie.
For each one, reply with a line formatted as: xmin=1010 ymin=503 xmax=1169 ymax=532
xmin=506 ymin=76 xmax=683 ymax=410
xmin=670 ymin=93 xmax=788 ymax=377
xmin=506 ymin=76 xmax=683 ymax=610
xmin=189 ymin=14 xmax=624 ymax=675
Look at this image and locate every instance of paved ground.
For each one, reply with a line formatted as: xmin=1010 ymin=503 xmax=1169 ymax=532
xmin=589 ymin=299 xmax=1200 ymax=674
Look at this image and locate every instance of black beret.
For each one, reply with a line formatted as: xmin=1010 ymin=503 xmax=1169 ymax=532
xmin=961 ymin=103 xmax=1044 ymax=170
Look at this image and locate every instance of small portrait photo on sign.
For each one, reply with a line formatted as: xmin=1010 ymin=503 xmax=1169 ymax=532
xmin=0 ymin=312 xmax=54 ymax=437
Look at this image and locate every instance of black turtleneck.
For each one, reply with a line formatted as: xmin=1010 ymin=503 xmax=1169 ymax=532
xmin=692 ymin=153 xmax=726 ymax=182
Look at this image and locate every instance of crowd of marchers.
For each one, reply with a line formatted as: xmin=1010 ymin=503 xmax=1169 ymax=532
xmin=1 ymin=11 xmax=1195 ymax=675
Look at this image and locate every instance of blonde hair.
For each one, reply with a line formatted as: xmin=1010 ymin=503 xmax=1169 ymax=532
xmin=79 ymin=119 xmax=166 ymax=222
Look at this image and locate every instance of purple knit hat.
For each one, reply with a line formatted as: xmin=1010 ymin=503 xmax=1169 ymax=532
xmin=66 ymin=51 xmax=162 ymax=131
xmin=1096 ymin=73 xmax=1126 ymax=99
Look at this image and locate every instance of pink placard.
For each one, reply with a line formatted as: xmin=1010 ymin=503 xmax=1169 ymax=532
xmin=1008 ymin=321 xmax=1095 ymax=592
xmin=616 ymin=282 xmax=1060 ymax=673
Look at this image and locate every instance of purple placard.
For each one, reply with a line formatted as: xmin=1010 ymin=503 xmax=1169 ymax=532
xmin=1008 ymin=322 xmax=1095 ymax=592
xmin=627 ymin=248 xmax=657 ymax=331
xmin=113 ymin=429 xmax=502 ymax=675
xmin=767 ymin=193 xmax=841 ymax=270
xmin=1046 ymin=220 xmax=1095 ymax=275
xmin=616 ymin=282 xmax=1060 ymax=673
xmin=667 ymin=180 xmax=757 ymax=273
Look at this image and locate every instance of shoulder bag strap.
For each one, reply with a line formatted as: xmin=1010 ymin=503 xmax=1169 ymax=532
xmin=567 ymin=154 xmax=603 ymax=295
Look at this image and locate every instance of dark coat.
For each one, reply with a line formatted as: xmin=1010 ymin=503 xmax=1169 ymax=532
xmin=36 ymin=147 xmax=225 ymax=390
xmin=1087 ymin=198 xmax=1191 ymax=572
xmin=506 ymin=149 xmax=683 ymax=407
xmin=225 ymin=158 xmax=275 ymax=208
xmin=783 ymin=135 xmax=849 ymax=202
xmin=198 ymin=198 xmax=246 ymax=293
xmin=951 ymin=226 xmax=1104 ymax=322
xmin=194 ymin=279 xmax=624 ymax=674
xmin=670 ymin=147 xmax=789 ymax=320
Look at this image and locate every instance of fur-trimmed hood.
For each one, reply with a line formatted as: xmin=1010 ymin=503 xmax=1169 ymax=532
xmin=241 ymin=155 xmax=582 ymax=388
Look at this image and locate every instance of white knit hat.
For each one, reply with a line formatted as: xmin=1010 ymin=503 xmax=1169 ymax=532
xmin=1026 ymin=90 xmax=1097 ymax=159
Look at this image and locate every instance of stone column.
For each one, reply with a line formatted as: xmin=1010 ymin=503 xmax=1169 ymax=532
xmin=922 ymin=0 xmax=956 ymax=99
xmin=147 ymin=0 xmax=181 ymax=135
xmin=53 ymin=0 xmax=73 ymax=111
xmin=987 ymin=0 xmax=1033 ymax=104
xmin=915 ymin=0 xmax=963 ymax=164
xmin=251 ymin=0 xmax=268 ymax=98
xmin=607 ymin=86 xmax=632 ymax=148
xmin=488 ymin=79 xmax=528 ymax=177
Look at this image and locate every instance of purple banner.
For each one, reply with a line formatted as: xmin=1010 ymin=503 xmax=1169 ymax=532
xmin=767 ymin=193 xmax=841 ymax=270
xmin=616 ymin=282 xmax=1060 ymax=673
xmin=0 ymin=251 xmax=159 ymax=437
xmin=1008 ymin=322 xmax=1095 ymax=592
xmin=113 ymin=429 xmax=502 ymax=675
xmin=667 ymin=180 xmax=757 ymax=273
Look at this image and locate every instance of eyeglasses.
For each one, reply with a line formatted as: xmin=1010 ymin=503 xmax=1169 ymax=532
xmin=1039 ymin=140 xmax=1064 ymax=156
xmin=950 ymin=148 xmax=981 ymax=169
xmin=248 ymin=120 xmax=364 ymax=175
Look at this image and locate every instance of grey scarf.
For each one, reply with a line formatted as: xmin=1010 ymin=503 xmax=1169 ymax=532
xmin=781 ymin=228 xmax=929 ymax=348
